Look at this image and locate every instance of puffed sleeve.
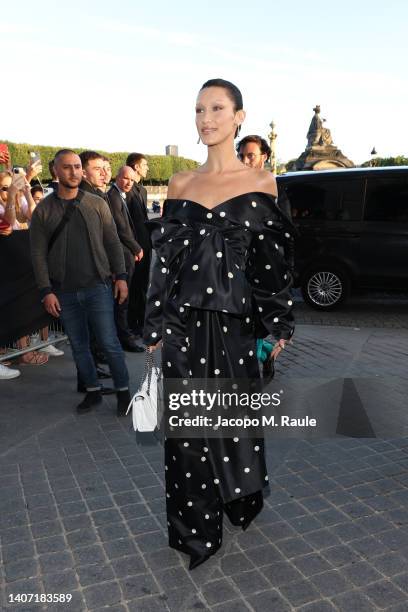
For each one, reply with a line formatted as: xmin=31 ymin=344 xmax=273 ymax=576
xmin=246 ymin=205 xmax=295 ymax=341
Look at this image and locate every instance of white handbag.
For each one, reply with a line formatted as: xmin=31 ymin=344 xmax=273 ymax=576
xmin=126 ymin=350 xmax=162 ymax=432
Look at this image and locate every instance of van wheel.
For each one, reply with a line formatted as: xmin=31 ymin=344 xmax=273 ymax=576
xmin=301 ymin=266 xmax=350 ymax=310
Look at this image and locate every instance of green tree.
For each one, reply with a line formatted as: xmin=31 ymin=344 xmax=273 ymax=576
xmin=361 ymin=156 xmax=408 ymax=167
xmin=0 ymin=140 xmax=199 ymax=183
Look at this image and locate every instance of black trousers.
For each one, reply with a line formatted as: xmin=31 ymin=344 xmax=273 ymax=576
xmin=128 ymin=249 xmax=151 ymax=330
xmin=115 ymin=259 xmax=134 ymax=341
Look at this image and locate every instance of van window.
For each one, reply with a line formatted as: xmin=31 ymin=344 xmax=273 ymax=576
xmin=364 ymin=177 xmax=408 ymax=222
xmin=286 ymin=179 xmax=363 ymax=221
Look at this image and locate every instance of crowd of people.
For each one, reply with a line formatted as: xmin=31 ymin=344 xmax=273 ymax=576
xmin=0 ymin=147 xmax=152 ymax=393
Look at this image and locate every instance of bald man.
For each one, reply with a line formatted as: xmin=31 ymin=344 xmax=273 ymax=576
xmin=108 ymin=166 xmax=144 ymax=352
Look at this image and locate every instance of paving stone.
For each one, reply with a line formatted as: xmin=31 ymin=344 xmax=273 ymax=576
xmin=2 ymin=541 xmax=35 ymax=563
xmin=393 ymin=572 xmax=408 ymax=593
xmin=350 ymin=536 xmax=387 ymax=558
xmin=322 ymin=545 xmax=362 ymax=567
xmin=341 ymin=560 xmax=383 ymax=587
xmin=28 ymin=506 xmax=58 ymax=524
xmin=298 ymin=601 xmax=337 ymax=612
xmin=113 ymin=491 xmax=142 ymax=506
xmin=62 ymin=514 xmax=93 ymax=532
xmin=5 ymin=558 xmax=38 ymax=582
xmin=119 ymin=573 xmax=159 ymax=599
xmin=219 ymin=553 xmax=254 ymax=575
xmin=0 ymin=526 xmax=31 ymax=545
xmin=310 ymin=569 xmax=349 ymax=597
xmin=103 ymin=538 xmax=138 ymax=560
xmin=83 ymin=580 xmax=122 ymax=609
xmin=371 ymin=552 xmax=406 ymax=577
xmin=5 ymin=577 xmax=43 ymax=601
xmin=161 ymin=586 xmax=207 ymax=611
xmin=127 ymin=597 xmax=171 ymax=612
xmin=245 ymin=544 xmax=284 ymax=567
xmin=111 ymin=554 xmax=147 ymax=578
xmin=355 ymin=515 xmax=392 ymax=536
xmin=97 ymin=523 xmax=129 ymax=541
xmin=66 ymin=528 xmax=98 ymax=549
xmin=155 ymin=566 xmax=195 ymax=594
xmin=87 ymin=495 xmax=115 ymax=511
xmin=246 ymin=586 xmax=296 ymax=612
xmin=120 ymin=504 xmax=152 ymax=522
xmin=301 ymin=497 xmax=332 ymax=513
xmin=212 ymin=601 xmax=251 ymax=612
xmin=275 ymin=537 xmax=314 ymax=558
xmin=43 ymin=569 xmax=79 ymax=592
xmin=363 ymin=579 xmax=407 ymax=608
xmin=91 ymin=508 xmax=123 ymax=526
xmin=315 ymin=508 xmax=348 ymax=526
xmin=144 ymin=548 xmax=181 ymax=570
xmin=292 ymin=553 xmax=332 ymax=577
xmin=378 ymin=528 xmax=408 ymax=551
xmin=76 ymin=562 xmax=115 ymax=587
xmin=234 ymin=528 xmax=269 ymax=550
xmin=261 ymin=560 xmax=303 ymax=587
xmin=230 ymin=569 xmax=270 ymax=595
xmin=73 ymin=545 xmax=106 ymax=566
xmin=135 ymin=531 xmax=168 ymax=553
xmin=303 ymin=528 xmax=342 ymax=550
xmin=39 ymin=551 xmax=75 ymax=574
xmin=201 ymin=579 xmax=242 ymax=605
xmin=279 ymin=578 xmax=321 ymax=606
xmin=57 ymin=500 xmax=88 ymax=517
xmin=31 ymin=519 xmax=63 ymax=539
xmin=330 ymin=522 xmax=367 ymax=542
xmin=260 ymin=521 xmax=297 ymax=542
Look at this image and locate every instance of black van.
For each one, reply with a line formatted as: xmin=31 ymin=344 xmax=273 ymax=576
xmin=277 ymin=167 xmax=408 ymax=310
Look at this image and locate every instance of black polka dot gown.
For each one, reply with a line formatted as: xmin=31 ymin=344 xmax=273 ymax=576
xmin=143 ymin=193 xmax=295 ymax=569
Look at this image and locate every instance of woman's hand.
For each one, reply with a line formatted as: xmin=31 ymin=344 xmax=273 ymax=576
xmin=270 ymin=339 xmax=288 ymax=360
xmin=26 ymin=159 xmax=42 ymax=183
xmin=147 ymin=341 xmax=162 ymax=352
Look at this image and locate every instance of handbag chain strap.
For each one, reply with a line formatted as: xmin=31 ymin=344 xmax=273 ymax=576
xmin=142 ymin=348 xmax=154 ymax=395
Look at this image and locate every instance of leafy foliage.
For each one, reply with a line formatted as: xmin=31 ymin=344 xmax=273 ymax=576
xmin=361 ymin=156 xmax=408 ymax=168
xmin=0 ymin=140 xmax=199 ymax=183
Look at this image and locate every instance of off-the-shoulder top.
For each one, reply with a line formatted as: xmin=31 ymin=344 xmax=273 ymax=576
xmin=143 ymin=192 xmax=295 ymax=344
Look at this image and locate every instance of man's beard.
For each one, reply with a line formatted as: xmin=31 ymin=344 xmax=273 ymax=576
xmin=59 ymin=177 xmax=80 ymax=189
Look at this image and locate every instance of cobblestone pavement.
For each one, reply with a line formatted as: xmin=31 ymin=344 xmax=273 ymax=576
xmin=1 ymin=322 xmax=408 ymax=611
xmin=294 ymin=290 xmax=408 ymax=329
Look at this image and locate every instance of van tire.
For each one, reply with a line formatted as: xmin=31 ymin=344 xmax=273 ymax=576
xmin=301 ymin=265 xmax=351 ymax=310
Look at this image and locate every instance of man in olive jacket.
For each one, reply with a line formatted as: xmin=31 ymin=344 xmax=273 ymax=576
xmin=30 ymin=149 xmax=131 ymax=416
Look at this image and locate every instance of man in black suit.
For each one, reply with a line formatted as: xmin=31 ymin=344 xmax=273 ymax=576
xmin=125 ymin=152 xmax=151 ymax=336
xmin=108 ymin=167 xmax=144 ymax=352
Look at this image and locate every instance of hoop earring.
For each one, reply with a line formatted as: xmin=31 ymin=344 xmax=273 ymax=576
xmin=197 ymin=136 xmax=201 ymax=144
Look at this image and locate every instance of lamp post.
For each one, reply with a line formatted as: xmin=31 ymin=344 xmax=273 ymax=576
xmin=370 ymin=147 xmax=377 ymax=167
xmin=268 ymin=121 xmax=277 ymax=174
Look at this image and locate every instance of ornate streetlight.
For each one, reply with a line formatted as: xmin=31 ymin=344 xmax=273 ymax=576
xmin=268 ymin=121 xmax=277 ymax=174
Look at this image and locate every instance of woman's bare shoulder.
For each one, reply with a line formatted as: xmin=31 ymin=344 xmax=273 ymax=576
xmin=167 ymin=171 xmax=197 ymax=199
xmin=250 ymin=169 xmax=278 ymax=197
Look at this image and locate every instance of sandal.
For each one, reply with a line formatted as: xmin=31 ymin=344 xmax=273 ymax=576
xmin=19 ymin=351 xmax=49 ymax=366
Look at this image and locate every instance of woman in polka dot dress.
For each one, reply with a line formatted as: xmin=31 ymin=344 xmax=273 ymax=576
xmin=143 ymin=78 xmax=295 ymax=569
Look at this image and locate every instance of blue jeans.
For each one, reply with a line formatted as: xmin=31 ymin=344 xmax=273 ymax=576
xmin=57 ymin=283 xmax=129 ymax=391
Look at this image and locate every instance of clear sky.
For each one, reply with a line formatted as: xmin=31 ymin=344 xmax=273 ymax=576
xmin=1 ymin=0 xmax=407 ymax=165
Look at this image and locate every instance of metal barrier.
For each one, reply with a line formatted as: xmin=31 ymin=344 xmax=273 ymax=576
xmin=0 ymin=320 xmax=67 ymax=362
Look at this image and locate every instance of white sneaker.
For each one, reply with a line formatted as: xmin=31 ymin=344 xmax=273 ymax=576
xmin=0 ymin=363 xmax=21 ymax=379
xmin=40 ymin=344 xmax=64 ymax=357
